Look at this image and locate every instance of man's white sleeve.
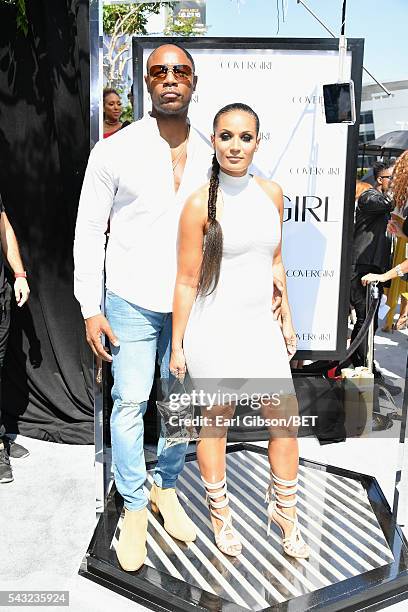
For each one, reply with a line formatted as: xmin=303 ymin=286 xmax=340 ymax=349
xmin=73 ymin=142 xmax=115 ymax=319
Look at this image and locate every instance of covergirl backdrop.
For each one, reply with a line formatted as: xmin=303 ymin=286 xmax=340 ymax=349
xmin=134 ymin=38 xmax=364 ymax=359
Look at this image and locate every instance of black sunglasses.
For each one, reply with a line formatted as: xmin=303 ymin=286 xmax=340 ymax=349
xmin=149 ymin=64 xmax=193 ymax=81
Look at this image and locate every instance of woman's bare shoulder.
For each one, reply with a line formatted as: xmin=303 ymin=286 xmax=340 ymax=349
xmin=184 ymin=182 xmax=210 ymax=210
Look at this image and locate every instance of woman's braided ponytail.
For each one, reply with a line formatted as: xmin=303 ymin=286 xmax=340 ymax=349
xmin=198 ymin=154 xmax=223 ymax=296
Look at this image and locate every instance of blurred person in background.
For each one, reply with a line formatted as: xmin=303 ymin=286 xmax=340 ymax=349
xmin=0 ymin=193 xmax=30 ymax=484
xmin=382 ymin=151 xmax=408 ymax=332
xmin=349 ymin=160 xmax=394 ymax=373
xmin=103 ymin=88 xmax=123 ymax=138
xmin=348 ymin=181 xmax=372 ymax=326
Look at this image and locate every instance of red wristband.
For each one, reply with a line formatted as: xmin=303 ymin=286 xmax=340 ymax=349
xmin=14 ymin=271 xmax=27 ymax=279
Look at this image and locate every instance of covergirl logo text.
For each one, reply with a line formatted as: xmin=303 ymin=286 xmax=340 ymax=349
xmin=283 ymin=195 xmax=338 ymax=222
xmin=219 ymin=60 xmax=273 ymax=70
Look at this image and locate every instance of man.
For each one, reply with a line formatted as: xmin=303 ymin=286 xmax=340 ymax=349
xmin=74 ymin=44 xmax=214 ymax=572
xmin=0 ymin=193 xmax=31 ymax=484
xmin=74 ymin=43 xmax=283 ymax=572
xmin=350 ymin=160 xmax=394 ymax=370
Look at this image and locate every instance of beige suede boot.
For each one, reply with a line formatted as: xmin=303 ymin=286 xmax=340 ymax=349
xmin=116 ymin=506 xmax=148 ymax=571
xmin=150 ymin=483 xmax=196 ymax=542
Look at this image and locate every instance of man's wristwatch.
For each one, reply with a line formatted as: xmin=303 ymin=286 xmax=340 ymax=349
xmin=14 ymin=271 xmax=27 ymax=279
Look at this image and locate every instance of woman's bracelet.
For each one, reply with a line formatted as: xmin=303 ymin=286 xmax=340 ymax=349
xmin=395 ymin=264 xmax=405 ymax=278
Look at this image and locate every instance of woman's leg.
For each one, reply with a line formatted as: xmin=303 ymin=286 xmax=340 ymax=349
xmin=264 ymin=394 xmax=309 ymax=557
xmin=268 ymin=436 xmax=299 ymax=527
xmin=196 ymin=404 xmax=231 ymax=481
xmin=383 ymin=294 xmax=396 ymax=331
xmin=196 ymin=403 xmax=241 ymax=555
xmin=395 ymin=295 xmax=408 ymax=328
xmin=266 ymin=394 xmax=299 ymax=527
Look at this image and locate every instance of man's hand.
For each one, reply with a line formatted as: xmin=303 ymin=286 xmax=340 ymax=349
xmin=85 ymin=313 xmax=120 ymax=362
xmin=14 ymin=278 xmax=30 ymax=307
xmin=272 ymin=278 xmax=283 ymax=324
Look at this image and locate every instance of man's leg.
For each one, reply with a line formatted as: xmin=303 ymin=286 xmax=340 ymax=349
xmin=149 ymin=312 xmax=196 ymax=542
xmin=373 ymin=282 xmax=383 ymax=334
xmin=350 ymin=272 xmax=367 ymax=367
xmin=155 ymin=312 xmax=189 ymax=487
xmin=0 ymin=283 xmax=29 ymax=458
xmin=106 ymin=292 xmax=162 ymax=511
xmin=105 ymin=292 xmax=163 ymax=571
xmin=0 ymin=284 xmax=10 ymax=438
xmin=0 ymin=372 xmax=12 ymax=483
xmin=0 ymin=284 xmax=13 ymax=484
xmin=0 ymin=369 xmax=5 ymax=440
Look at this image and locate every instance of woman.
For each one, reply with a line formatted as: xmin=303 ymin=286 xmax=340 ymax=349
xmin=362 ymin=151 xmax=408 ymax=289
xmin=103 ymin=88 xmax=123 ymax=138
xmin=381 ymin=151 xmax=408 ymax=331
xmin=170 ymin=103 xmax=309 ymax=559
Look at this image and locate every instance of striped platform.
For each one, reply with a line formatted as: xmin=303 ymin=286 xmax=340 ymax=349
xmin=110 ymin=449 xmax=394 ymax=610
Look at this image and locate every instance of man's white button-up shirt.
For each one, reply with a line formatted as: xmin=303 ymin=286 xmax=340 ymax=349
xmin=74 ymin=114 xmax=213 ymax=318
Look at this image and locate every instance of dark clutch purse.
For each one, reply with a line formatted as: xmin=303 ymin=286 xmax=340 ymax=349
xmin=156 ymin=376 xmax=200 ymax=449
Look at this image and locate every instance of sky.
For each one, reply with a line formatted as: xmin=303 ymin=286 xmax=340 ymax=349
xmin=205 ymin=0 xmax=408 ymax=84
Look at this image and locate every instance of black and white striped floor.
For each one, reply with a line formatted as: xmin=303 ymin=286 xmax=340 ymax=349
xmin=110 ymin=449 xmax=394 ymax=610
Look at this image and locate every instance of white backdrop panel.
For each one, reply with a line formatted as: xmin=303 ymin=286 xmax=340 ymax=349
xmin=141 ymin=46 xmax=353 ymax=352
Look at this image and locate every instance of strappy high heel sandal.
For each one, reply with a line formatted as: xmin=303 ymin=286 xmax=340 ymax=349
xmin=201 ymin=475 xmax=242 ymax=557
xmin=265 ymin=471 xmax=310 ymax=559
xmin=392 ymin=315 xmax=408 ymax=332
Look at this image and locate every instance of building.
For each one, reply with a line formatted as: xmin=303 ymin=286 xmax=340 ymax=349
xmin=359 ymin=79 xmax=408 ymax=144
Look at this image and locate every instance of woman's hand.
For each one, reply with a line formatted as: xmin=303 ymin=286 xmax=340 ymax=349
xmin=272 ymin=278 xmax=283 ymax=324
xmin=169 ymin=347 xmax=187 ymax=380
xmin=361 ymin=273 xmax=384 ymax=286
xmin=282 ymin=319 xmax=297 ymax=359
xmin=387 ymin=220 xmax=406 ymax=238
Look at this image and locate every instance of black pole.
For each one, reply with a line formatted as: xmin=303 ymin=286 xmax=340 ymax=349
xmin=341 ymin=0 xmax=346 ymax=35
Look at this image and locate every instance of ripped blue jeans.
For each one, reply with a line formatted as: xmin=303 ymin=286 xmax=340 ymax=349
xmin=105 ymin=290 xmax=189 ymax=511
